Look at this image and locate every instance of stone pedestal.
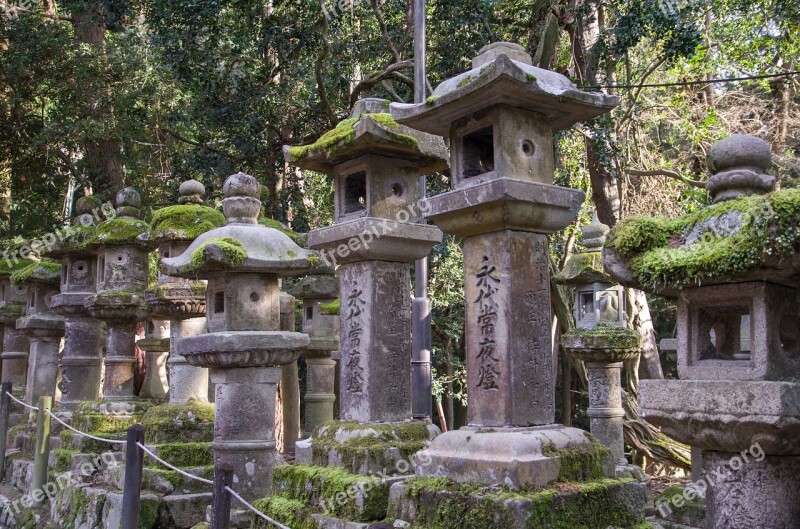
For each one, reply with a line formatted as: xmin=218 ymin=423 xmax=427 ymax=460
xmin=0 ymin=279 xmax=30 ymax=391
xmin=137 ymin=319 xmax=170 ymax=400
xmin=303 ymin=355 xmax=337 ymax=433
xmin=58 ymin=317 xmax=105 ymax=409
xmin=169 ymin=317 xmax=208 ymax=403
xmin=103 ymin=320 xmax=139 ymax=400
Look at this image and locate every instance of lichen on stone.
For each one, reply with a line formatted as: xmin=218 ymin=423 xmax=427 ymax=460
xmin=10 ymin=258 xmax=61 ymax=285
xmin=187 ymin=237 xmax=247 ymax=271
xmin=149 ymin=204 xmax=225 ymax=241
xmin=606 ymin=189 xmax=800 ymax=290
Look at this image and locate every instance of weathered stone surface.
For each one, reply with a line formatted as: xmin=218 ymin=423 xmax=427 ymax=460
xmin=57 ymin=318 xmax=105 ymax=409
xmin=137 ymin=320 xmax=171 ymax=400
xmin=169 ymin=317 xmax=209 ymax=403
xmin=707 ymin=134 xmax=775 ymax=203
xmin=0 ymin=278 xmax=30 ymax=390
xmin=640 ymin=379 xmax=800 ymax=454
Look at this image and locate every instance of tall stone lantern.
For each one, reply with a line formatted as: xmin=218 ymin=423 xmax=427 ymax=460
xmin=12 ymin=259 xmax=64 ymax=410
xmin=288 ymin=269 xmax=340 ymax=436
xmin=145 ymin=180 xmax=225 ymax=403
xmin=46 ymin=197 xmax=108 ymax=410
xmin=163 ymin=172 xmax=313 ymax=500
xmin=391 ymin=42 xmax=619 ymax=488
xmin=604 ymin=135 xmax=800 ymax=527
xmin=284 ymin=98 xmax=447 ymax=473
xmin=0 ymin=256 xmax=31 ymax=392
xmin=85 ymin=188 xmax=151 ymax=401
xmin=554 ymin=215 xmax=640 ymax=475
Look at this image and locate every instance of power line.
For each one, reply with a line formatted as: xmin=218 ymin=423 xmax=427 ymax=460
xmin=581 ymin=70 xmax=800 ymax=90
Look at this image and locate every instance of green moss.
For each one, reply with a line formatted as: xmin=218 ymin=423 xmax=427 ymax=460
xmin=526 ymin=73 xmax=537 ymax=82
xmin=319 ymin=298 xmax=340 ymax=315
xmin=655 ymin=485 xmax=705 ymax=518
xmin=564 ymin=323 xmax=641 ymax=350
xmin=149 ymin=204 xmax=225 ymax=240
xmin=541 ymin=437 xmax=608 ymax=482
xmin=155 ymin=442 xmax=214 ymax=468
xmin=402 ymin=477 xmax=645 ymax=529
xmin=251 ymin=496 xmax=315 ymax=529
xmin=259 ymin=218 xmax=301 ymax=243
xmin=0 ymin=303 xmax=25 ymax=318
xmin=425 ymin=96 xmax=439 ymax=105
xmin=607 ymin=189 xmax=800 ymax=289
xmin=89 ymin=218 xmax=150 ymax=245
xmin=53 ymin=448 xmax=78 ymax=473
xmin=147 ymin=281 xmax=206 ymax=299
xmin=552 ymin=251 xmax=610 ymax=284
xmin=9 ymin=258 xmax=61 ymax=285
xmin=272 ymin=464 xmax=390 ymax=521
xmin=91 ymin=289 xmax=143 ymax=305
xmin=188 ymin=237 xmax=247 ymax=271
xmin=141 ymin=400 xmax=215 ymax=444
xmin=457 ymin=75 xmax=476 ymax=88
xmin=0 ymin=255 xmax=35 ymax=277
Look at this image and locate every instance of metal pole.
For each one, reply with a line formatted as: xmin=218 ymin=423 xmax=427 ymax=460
xmin=0 ymin=382 xmax=11 ymax=480
xmin=411 ymin=0 xmax=433 ymax=421
xmin=211 ymin=463 xmax=234 ymax=529
xmin=120 ymin=424 xmax=145 ymax=529
xmin=31 ymin=396 xmax=52 ymax=508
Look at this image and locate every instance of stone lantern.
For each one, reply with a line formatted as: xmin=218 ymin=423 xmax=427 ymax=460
xmin=391 ymin=42 xmax=619 ymax=488
xmin=284 ymin=98 xmax=446 ymax=473
xmin=288 ymin=269 xmax=340 ymax=436
xmin=145 ymin=179 xmax=225 ymax=403
xmin=46 ymin=196 xmax=108 ymax=410
xmin=554 ymin=215 xmax=640 ymax=475
xmin=12 ymin=259 xmax=64 ymax=409
xmin=163 ymin=172 xmax=313 ymax=500
xmin=85 ymin=188 xmax=151 ymax=401
xmin=0 ymin=256 xmax=31 ymax=392
xmin=604 ymin=135 xmax=800 ymax=527
xmin=136 ymin=319 xmax=170 ymax=400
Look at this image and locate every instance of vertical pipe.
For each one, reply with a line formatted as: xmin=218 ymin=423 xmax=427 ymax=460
xmin=411 ymin=0 xmax=432 ymax=421
xmin=0 ymin=382 xmax=10 ymax=480
xmin=120 ymin=424 xmax=145 ymax=529
xmin=31 ymin=396 xmax=52 ymax=508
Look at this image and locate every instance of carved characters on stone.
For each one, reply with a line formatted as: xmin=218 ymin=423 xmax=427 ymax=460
xmin=345 ymin=287 xmax=366 ymax=394
xmin=475 ymin=256 xmax=500 ymax=390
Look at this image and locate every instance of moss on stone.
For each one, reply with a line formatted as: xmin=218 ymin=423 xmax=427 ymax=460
xmin=286 ymin=113 xmax=417 ymax=161
xmin=146 ymin=281 xmax=207 ymax=299
xmin=156 ymin=442 xmax=214 ymax=468
xmin=149 ymin=204 xmax=225 ymax=241
xmin=259 ymin=218 xmax=301 ymax=243
xmin=401 ymin=477 xmax=645 ymax=529
xmin=9 ymin=258 xmax=61 ymax=285
xmin=141 ymin=400 xmax=215 ymax=444
xmin=607 ymin=189 xmax=800 ymax=289
xmin=91 ymin=289 xmax=144 ymax=305
xmin=188 ymin=237 xmax=247 ymax=271
xmin=251 ymin=496 xmax=316 ymax=529
xmin=425 ymin=96 xmax=439 ymax=105
xmin=541 ymin=436 xmax=608 ymax=482
xmin=319 ymin=298 xmax=340 ymax=315
xmin=89 ymin=218 xmax=150 ymax=245
xmin=272 ymin=464 xmax=390 ymax=521
xmin=552 ymin=251 xmax=610 ymax=284
xmin=563 ymin=323 xmax=641 ymax=350
xmin=0 ymin=303 xmax=25 ymax=318
xmin=655 ymin=485 xmax=705 ymax=519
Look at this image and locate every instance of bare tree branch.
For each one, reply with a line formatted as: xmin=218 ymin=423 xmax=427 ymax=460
xmin=626 ymin=168 xmax=706 ymax=188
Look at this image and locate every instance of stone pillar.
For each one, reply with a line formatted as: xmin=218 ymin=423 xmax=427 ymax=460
xmin=303 ymin=356 xmax=337 ymax=432
xmin=586 ymin=362 xmax=625 ymax=467
xmin=390 ymin=42 xmax=619 ymax=488
xmin=169 ymin=317 xmax=208 ymax=402
xmin=103 ymin=320 xmax=138 ymax=399
xmin=58 ymin=318 xmax=105 ymax=408
xmin=165 ymin=172 xmax=312 ymax=500
xmin=0 ymin=278 xmax=30 ymax=390
xmin=137 ymin=319 xmax=170 ymax=400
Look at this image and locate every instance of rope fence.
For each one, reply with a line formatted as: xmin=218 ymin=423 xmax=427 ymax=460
xmin=0 ymin=386 xmax=292 ymax=529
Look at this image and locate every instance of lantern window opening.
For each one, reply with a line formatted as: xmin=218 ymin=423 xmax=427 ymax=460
xmin=344 ymin=171 xmax=367 ymax=214
xmin=306 ymin=304 xmax=314 ymax=322
xmin=214 ymin=291 xmax=225 ymax=314
xmin=461 ymin=125 xmax=495 ymax=179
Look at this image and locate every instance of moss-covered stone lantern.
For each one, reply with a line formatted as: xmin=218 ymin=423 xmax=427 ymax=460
xmin=145 ymin=179 xmax=225 ymax=404
xmin=555 ymin=215 xmax=640 ymax=475
xmin=12 ymin=259 xmax=64 ymax=410
xmin=163 ymin=172 xmax=313 ymax=500
xmin=85 ymin=188 xmax=151 ymax=401
xmin=391 ymin=42 xmax=620 ymax=489
xmin=0 ymin=247 xmax=32 ymax=392
xmin=604 ymin=135 xmax=800 ymax=527
xmin=46 ymin=196 xmax=109 ymax=410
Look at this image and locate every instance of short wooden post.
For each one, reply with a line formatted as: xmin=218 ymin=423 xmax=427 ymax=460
xmin=120 ymin=424 xmax=145 ymax=529
xmin=0 ymin=382 xmax=11 ymax=480
xmin=212 ymin=463 xmax=234 ymax=529
xmin=31 ymin=395 xmax=53 ymax=507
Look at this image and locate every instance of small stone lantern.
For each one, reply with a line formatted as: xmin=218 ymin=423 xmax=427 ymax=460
xmin=145 ymin=179 xmax=225 ymax=403
xmin=136 ymin=319 xmax=170 ymax=400
xmin=555 ymin=215 xmax=640 ymax=474
xmin=163 ymin=172 xmax=313 ymax=500
xmin=604 ymin=135 xmax=800 ymax=527
xmin=288 ymin=269 xmax=340 ymax=435
xmin=0 ymin=256 xmax=31 ymax=392
xmin=392 ymin=42 xmax=619 ymax=488
xmin=85 ymin=188 xmax=151 ymax=400
xmin=12 ymin=259 xmax=64 ymax=409
xmin=47 ymin=196 xmax=108 ymax=410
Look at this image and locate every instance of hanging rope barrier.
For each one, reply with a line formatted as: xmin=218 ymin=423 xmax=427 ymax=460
xmin=5 ymin=391 xmax=38 ymax=411
xmin=225 ymin=485 xmax=292 ymax=529
xmin=45 ymin=408 xmax=127 ymax=445
xmin=135 ymin=442 xmax=213 ymax=485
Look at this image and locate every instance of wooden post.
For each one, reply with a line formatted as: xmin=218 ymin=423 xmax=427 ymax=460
xmin=0 ymin=382 xmax=11 ymax=480
xmin=212 ymin=463 xmax=234 ymax=529
xmin=31 ymin=395 xmax=53 ymax=507
xmin=120 ymin=424 xmax=145 ymax=529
